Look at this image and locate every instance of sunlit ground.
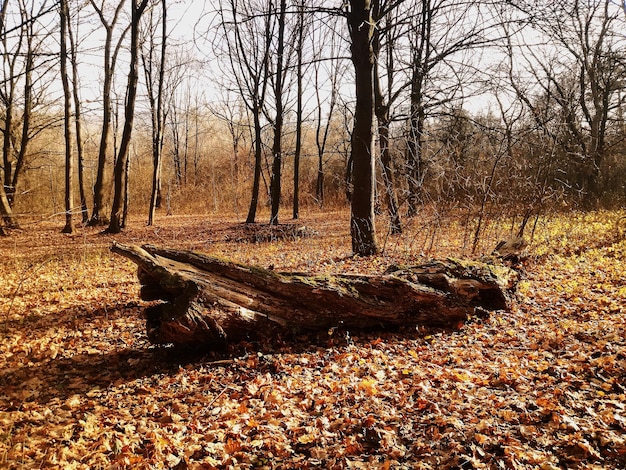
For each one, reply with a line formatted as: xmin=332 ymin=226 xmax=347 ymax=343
xmin=1 ymin=208 xmax=625 ymax=469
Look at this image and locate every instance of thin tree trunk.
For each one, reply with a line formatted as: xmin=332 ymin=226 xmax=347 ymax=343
xmin=122 ymin=147 xmax=130 ymax=228
xmin=373 ymin=53 xmax=401 ymax=234
xmin=0 ymin=84 xmax=17 ymax=229
xmin=1 ymin=0 xmax=17 ymax=225
xmin=68 ymin=14 xmax=89 ymax=224
xmin=107 ymin=0 xmax=148 ymax=233
xmin=11 ymin=36 xmax=33 ymax=209
xmin=88 ymin=0 xmax=128 ymax=226
xmin=313 ymin=64 xmax=337 ymax=208
xmin=147 ymin=0 xmax=167 ymax=226
xmin=406 ymin=86 xmax=426 ymax=217
xmin=246 ymin=108 xmax=263 ymax=224
xmin=269 ymin=0 xmax=287 ymax=226
xmin=406 ymin=2 xmax=430 ymax=217
xmin=60 ymin=0 xmax=74 ymax=234
xmin=293 ymin=0 xmax=304 ymax=220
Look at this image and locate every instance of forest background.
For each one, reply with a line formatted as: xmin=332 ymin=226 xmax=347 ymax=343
xmin=1 ymin=0 xmax=625 ymax=245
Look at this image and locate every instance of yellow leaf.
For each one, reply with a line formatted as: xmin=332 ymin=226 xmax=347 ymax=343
xmin=359 ymin=378 xmax=378 ymax=396
xmin=298 ymin=433 xmax=316 ymax=444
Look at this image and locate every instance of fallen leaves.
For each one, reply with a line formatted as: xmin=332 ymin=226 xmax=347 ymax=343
xmin=0 ymin=211 xmax=625 ymax=468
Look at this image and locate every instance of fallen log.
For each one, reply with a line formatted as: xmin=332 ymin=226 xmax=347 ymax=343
xmin=111 ymin=242 xmax=519 ymax=349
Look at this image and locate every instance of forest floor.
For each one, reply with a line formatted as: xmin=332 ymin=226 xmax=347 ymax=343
xmin=0 ymin=209 xmax=625 ymax=469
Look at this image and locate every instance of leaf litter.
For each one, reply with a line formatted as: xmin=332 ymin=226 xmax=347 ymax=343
xmin=0 ymin=210 xmax=625 ymax=469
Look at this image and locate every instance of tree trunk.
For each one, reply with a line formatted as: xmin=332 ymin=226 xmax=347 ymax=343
xmin=146 ymin=0 xmax=167 ymax=227
xmin=372 ymin=9 xmax=401 ymax=235
xmin=121 ymin=147 xmax=130 ymax=228
xmin=60 ymin=0 xmax=74 ymax=234
xmin=406 ymin=81 xmax=426 ymax=217
xmin=405 ymin=2 xmax=431 ymax=218
xmin=111 ymin=243 xmax=518 ymax=350
xmin=269 ymin=0 xmax=286 ymax=226
xmin=0 ymin=187 xmax=16 ymax=229
xmin=246 ymin=107 xmax=263 ymax=224
xmin=106 ymin=0 xmax=148 ymax=233
xmin=88 ymin=0 xmax=129 ymax=227
xmin=292 ymin=0 xmax=304 ymax=220
xmin=347 ymin=0 xmax=378 ymax=256
xmin=89 ymin=43 xmax=112 ymax=226
xmin=374 ymin=63 xmax=401 ymax=235
xmin=68 ymin=15 xmax=89 ymax=224
xmin=10 ymin=16 xmax=35 ymax=210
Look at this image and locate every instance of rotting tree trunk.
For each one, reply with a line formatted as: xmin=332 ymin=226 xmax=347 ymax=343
xmin=111 ymin=243 xmax=518 ymax=350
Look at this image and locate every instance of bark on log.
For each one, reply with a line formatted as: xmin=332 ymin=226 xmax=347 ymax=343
xmin=111 ymin=242 xmax=518 ymax=349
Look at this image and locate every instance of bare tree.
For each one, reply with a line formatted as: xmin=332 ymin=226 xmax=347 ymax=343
xmin=60 ymin=0 xmax=74 ymax=233
xmin=141 ymin=0 xmax=168 ymax=226
xmin=0 ymin=0 xmax=58 ymax=230
xmin=215 ymin=0 xmax=272 ymax=224
xmin=87 ymin=0 xmax=129 ymax=226
xmin=345 ymin=0 xmax=379 ymax=255
xmin=106 ymin=0 xmax=150 ymax=233
xmin=268 ymin=0 xmax=288 ymax=225
xmin=504 ymin=0 xmax=626 ymax=207
xmin=168 ymin=100 xmax=184 ymax=186
xmin=311 ymin=10 xmax=345 ymax=208
xmin=292 ymin=0 xmax=308 ymax=220
xmin=67 ymin=1 xmax=89 ymax=224
xmin=372 ymin=2 xmax=403 ymax=234
xmin=0 ymin=0 xmax=15 ymax=232
xmin=403 ymin=0 xmax=496 ymax=216
xmin=211 ymin=96 xmax=249 ymax=216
